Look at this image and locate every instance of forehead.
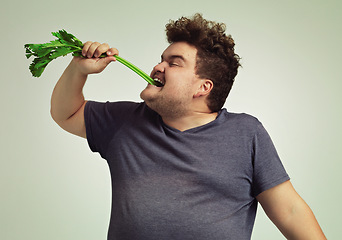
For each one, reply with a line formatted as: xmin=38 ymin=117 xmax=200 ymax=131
xmin=162 ymin=42 xmax=198 ymax=61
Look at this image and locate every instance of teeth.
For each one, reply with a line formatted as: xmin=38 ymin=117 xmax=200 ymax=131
xmin=154 ymin=78 xmax=164 ymax=87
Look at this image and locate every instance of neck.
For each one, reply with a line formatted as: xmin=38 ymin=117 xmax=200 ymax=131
xmin=162 ymin=111 xmax=218 ymax=132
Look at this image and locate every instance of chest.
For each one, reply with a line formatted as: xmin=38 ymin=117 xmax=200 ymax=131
xmin=106 ymin=123 xmax=255 ymax=202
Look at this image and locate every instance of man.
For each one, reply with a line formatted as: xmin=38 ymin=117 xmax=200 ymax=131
xmin=51 ymin=14 xmax=326 ymax=239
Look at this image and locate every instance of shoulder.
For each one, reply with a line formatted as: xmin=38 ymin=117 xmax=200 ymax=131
xmin=220 ymin=109 xmax=262 ymax=130
xmin=207 ymin=109 xmax=265 ymax=142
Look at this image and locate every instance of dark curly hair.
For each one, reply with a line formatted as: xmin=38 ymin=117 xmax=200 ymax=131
xmin=166 ymin=13 xmax=241 ymax=112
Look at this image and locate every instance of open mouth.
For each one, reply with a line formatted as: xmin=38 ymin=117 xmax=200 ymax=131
xmin=153 ymin=78 xmax=164 ymax=87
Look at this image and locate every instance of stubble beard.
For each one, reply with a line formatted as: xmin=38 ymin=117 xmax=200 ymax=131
xmin=140 ymin=90 xmax=189 ymax=119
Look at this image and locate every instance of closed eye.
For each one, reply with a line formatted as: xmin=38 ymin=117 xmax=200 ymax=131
xmin=156 ymin=61 xmax=178 ymax=66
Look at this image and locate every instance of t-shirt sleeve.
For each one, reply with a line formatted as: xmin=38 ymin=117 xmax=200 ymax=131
xmin=252 ymin=123 xmax=290 ymax=197
xmin=84 ymin=101 xmax=139 ymax=159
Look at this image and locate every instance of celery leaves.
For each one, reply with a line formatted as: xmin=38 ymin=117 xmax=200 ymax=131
xmin=24 ymin=30 xmax=157 ymax=86
xmin=25 ymin=30 xmax=83 ymax=77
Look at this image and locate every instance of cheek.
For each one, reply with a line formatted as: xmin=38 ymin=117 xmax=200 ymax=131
xmin=170 ymin=83 xmax=195 ymax=99
xmin=164 ymin=71 xmax=197 ymax=93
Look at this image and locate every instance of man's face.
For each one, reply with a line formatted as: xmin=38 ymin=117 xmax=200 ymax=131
xmin=140 ymin=42 xmax=203 ymax=118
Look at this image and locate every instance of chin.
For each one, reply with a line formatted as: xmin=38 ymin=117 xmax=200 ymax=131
xmin=140 ymin=88 xmax=149 ymax=102
xmin=140 ymin=86 xmax=158 ymax=100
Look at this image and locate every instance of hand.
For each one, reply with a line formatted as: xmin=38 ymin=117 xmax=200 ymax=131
xmin=72 ymin=41 xmax=119 ymax=75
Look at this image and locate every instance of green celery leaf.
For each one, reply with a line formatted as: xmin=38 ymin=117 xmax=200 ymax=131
xmin=34 ymin=58 xmax=51 ymax=69
xmin=36 ymin=47 xmax=53 ymax=58
xmin=29 ymin=57 xmax=51 ymax=77
xmin=72 ymin=51 xmax=83 ymax=57
xmin=50 ymin=47 xmax=75 ymax=59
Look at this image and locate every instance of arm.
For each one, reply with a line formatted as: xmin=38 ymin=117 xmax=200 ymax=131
xmin=50 ymin=42 xmax=118 ymax=138
xmin=256 ymin=180 xmax=326 ymax=239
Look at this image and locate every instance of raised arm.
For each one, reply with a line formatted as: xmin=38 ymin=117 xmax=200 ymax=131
xmin=256 ymin=180 xmax=326 ymax=239
xmin=50 ymin=42 xmax=118 ymax=138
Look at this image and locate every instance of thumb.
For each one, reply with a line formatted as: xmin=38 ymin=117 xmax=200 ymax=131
xmin=89 ymin=56 xmax=115 ymax=74
xmin=97 ymin=55 xmax=116 ymax=68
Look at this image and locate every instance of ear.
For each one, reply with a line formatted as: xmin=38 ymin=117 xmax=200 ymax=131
xmin=193 ymin=79 xmax=213 ymax=98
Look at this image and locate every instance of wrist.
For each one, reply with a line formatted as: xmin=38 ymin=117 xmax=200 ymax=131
xmin=69 ymin=58 xmax=89 ymax=79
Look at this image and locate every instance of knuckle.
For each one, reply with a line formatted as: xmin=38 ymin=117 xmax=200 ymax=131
xmin=110 ymin=47 xmax=119 ymax=55
xmin=83 ymin=41 xmax=92 ymax=50
xmin=99 ymin=43 xmax=109 ymax=51
xmin=82 ymin=42 xmax=92 ymax=56
xmin=95 ymin=43 xmax=111 ymax=57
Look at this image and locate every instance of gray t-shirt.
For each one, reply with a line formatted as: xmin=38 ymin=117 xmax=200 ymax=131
xmin=84 ymin=101 xmax=289 ymax=240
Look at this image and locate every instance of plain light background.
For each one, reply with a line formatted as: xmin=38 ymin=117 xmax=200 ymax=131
xmin=1 ymin=0 xmax=341 ymax=239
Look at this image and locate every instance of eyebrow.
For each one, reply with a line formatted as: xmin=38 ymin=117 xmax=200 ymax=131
xmin=161 ymin=54 xmax=186 ymax=62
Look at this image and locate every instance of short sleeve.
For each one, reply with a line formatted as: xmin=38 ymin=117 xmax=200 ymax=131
xmin=84 ymin=101 xmax=140 ymax=159
xmin=252 ymin=123 xmax=290 ymax=196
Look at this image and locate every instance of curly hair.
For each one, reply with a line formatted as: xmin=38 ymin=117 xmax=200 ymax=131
xmin=165 ymin=13 xmax=241 ymax=112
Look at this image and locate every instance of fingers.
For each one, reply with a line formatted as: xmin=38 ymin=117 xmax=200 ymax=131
xmin=107 ymin=47 xmax=119 ymax=57
xmin=82 ymin=41 xmax=119 ymax=59
xmin=82 ymin=41 xmax=95 ymax=58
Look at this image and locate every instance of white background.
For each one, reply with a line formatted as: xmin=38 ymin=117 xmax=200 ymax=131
xmin=1 ymin=0 xmax=341 ymax=239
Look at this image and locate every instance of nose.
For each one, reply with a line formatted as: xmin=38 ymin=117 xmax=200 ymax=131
xmin=152 ymin=61 xmax=167 ymax=73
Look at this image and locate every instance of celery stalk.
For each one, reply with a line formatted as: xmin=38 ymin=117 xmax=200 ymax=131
xmin=114 ymin=55 xmax=155 ymax=85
